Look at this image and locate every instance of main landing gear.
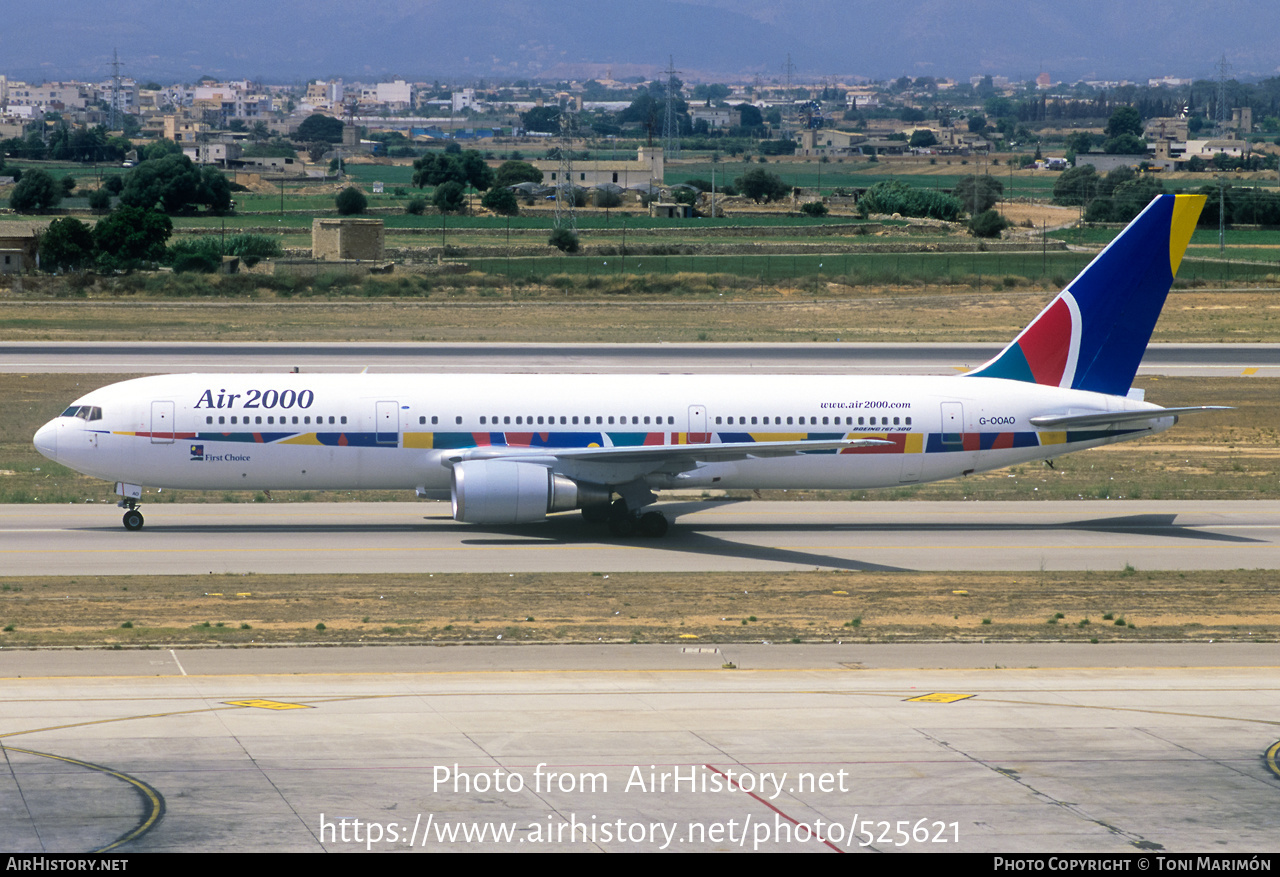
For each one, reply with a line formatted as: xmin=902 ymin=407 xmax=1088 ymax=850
xmin=585 ymin=499 xmax=669 ymax=538
xmin=119 ymin=499 xmax=144 ymax=531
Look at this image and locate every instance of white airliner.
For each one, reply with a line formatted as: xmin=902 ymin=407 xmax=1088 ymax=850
xmin=34 ymin=194 xmax=1221 ymax=536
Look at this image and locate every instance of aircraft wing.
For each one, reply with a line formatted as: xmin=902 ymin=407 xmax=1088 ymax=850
xmin=549 ymin=437 xmax=893 ymax=462
xmin=1029 ymin=406 xmax=1231 ymax=429
xmin=443 ymin=437 xmax=893 ymax=467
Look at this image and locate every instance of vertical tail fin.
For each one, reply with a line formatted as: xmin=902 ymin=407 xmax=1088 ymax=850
xmin=966 ymin=193 xmax=1205 ymax=396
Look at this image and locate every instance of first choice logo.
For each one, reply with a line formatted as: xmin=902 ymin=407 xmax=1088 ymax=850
xmin=195 ymin=388 xmax=315 ymax=410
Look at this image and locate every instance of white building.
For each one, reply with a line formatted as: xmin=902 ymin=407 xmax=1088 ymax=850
xmin=532 ymin=146 xmax=664 ymax=189
xmin=377 ymin=80 xmax=413 ymax=108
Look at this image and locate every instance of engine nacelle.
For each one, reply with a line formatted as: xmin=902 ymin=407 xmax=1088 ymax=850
xmin=451 ymin=460 xmax=608 ymax=524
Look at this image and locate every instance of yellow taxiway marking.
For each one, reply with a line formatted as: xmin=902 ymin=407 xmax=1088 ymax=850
xmin=224 ymin=699 xmax=312 ymax=710
xmin=1243 ymin=367 xmax=1259 ymax=376
xmin=906 ymin=692 xmax=976 ymax=703
xmin=2 ymin=745 xmax=165 ymax=853
xmin=1266 ymin=740 xmax=1280 ymax=780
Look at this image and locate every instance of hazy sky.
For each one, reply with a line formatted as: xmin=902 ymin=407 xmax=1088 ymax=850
xmin=4 ymin=0 xmax=1276 ymax=84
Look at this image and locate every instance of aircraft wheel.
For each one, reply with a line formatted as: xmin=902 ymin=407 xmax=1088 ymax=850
xmin=608 ymin=514 xmax=635 ymax=538
xmin=638 ymin=511 xmax=669 ymax=538
xmin=122 ymin=509 xmax=144 ymax=531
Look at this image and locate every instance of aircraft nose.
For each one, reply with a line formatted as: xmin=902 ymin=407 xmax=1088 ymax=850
xmin=33 ymin=420 xmax=58 ymax=461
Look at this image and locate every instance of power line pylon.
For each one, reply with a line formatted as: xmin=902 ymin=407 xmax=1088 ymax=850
xmin=555 ymin=104 xmax=577 ymax=233
xmin=662 ymin=56 xmax=681 ymax=160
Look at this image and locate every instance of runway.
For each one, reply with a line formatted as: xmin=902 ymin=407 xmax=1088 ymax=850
xmin=3 ymin=500 xmax=1278 ymax=575
xmin=2 ymin=644 xmax=1276 ymax=852
xmin=1 ymin=341 xmax=1276 ymax=375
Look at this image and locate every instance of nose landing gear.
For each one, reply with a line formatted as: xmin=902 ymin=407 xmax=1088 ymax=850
xmin=122 ymin=506 xmax=144 ymax=531
xmin=115 ymin=482 xmax=145 ymax=531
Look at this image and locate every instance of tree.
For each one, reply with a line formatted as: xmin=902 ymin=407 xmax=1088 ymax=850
xmin=1052 ymin=165 xmax=1100 ymax=206
xmin=39 ymin=218 xmax=96 ymax=272
xmin=737 ymin=104 xmax=764 ymax=129
xmin=1105 ymin=106 xmax=1143 ymax=140
xmin=734 ymin=168 xmax=788 ymax=203
xmin=432 ymin=180 xmax=465 ymax=213
xmin=493 ymin=160 xmax=542 ymax=189
xmin=481 ymin=186 xmax=519 ymax=216
xmin=119 ymin=155 xmax=231 ymax=214
xmin=295 ymin=114 xmax=344 ymax=144
xmin=908 ymin=129 xmax=938 ymax=149
xmin=800 ymin=201 xmax=828 ymax=217
xmin=412 ymin=149 xmax=493 ymax=191
xmin=405 ymin=196 xmax=427 ymax=215
xmin=520 ymin=106 xmax=561 ymax=134
xmin=92 ymin=206 xmax=172 ymax=268
xmin=335 ymin=187 xmax=367 ymax=215
xmin=143 ymin=139 xmax=183 ymax=161
xmin=548 ymin=227 xmax=579 ymax=253
xmin=9 ymin=169 xmax=62 ymax=211
xmin=953 ymin=175 xmax=1004 ymax=213
xmin=968 ymin=209 xmax=1010 ymax=238
xmin=1103 ymin=133 xmax=1147 ymax=155
xmin=87 ymin=187 xmax=112 ymax=211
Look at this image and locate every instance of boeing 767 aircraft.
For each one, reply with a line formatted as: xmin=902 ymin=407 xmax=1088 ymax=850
xmin=34 ymin=194 xmax=1220 ymax=536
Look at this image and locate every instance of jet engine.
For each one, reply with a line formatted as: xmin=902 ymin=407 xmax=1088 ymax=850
xmin=450 ymin=460 xmax=609 ymax=524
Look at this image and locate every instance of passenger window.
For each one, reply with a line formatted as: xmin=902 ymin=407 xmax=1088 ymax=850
xmin=906 ymin=417 xmax=912 ymax=426
xmin=231 ymin=416 xmax=237 ymax=425
xmin=516 ymin=416 xmax=522 ymax=424
xmin=607 ymin=416 xmax=614 ymax=425
xmin=751 ymin=416 xmax=758 ymax=425
xmin=419 ymin=416 xmax=426 ymax=424
xmin=572 ymin=416 xmax=579 ymax=425
xmin=504 ymin=416 xmax=511 ymax=425
xmin=292 ymin=416 xmax=299 ymax=424
xmin=893 ymin=417 xmax=899 ymax=425
xmin=256 ymin=416 xmax=262 ymax=425
xmin=537 ymin=416 xmax=544 ymax=425
xmin=480 ymin=416 xmax=487 ymax=425
xmin=206 ymin=416 xmax=213 ymax=424
xmin=341 ymin=416 xmax=347 ymax=424
xmin=715 ymin=416 xmax=722 ymax=425
xmin=218 ymin=416 xmax=225 ymax=425
xmin=560 ymin=416 xmax=566 ymax=425
xmin=822 ymin=417 xmax=829 ymax=425
xmin=455 ymin=416 xmax=462 ymax=425
xmin=431 ymin=416 xmax=438 ymax=425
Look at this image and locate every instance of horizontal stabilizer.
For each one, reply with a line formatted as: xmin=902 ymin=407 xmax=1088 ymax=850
xmin=1029 ymin=406 xmax=1231 ymax=429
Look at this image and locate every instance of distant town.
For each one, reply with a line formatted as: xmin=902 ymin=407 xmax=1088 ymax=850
xmin=3 ymin=63 xmax=1280 ymax=278
xmin=2 ymin=67 xmax=1277 ymax=173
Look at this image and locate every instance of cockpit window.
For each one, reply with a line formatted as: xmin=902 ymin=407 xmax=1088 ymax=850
xmin=60 ymin=406 xmax=102 ymax=421
xmin=62 ymin=406 xmax=81 ymax=418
